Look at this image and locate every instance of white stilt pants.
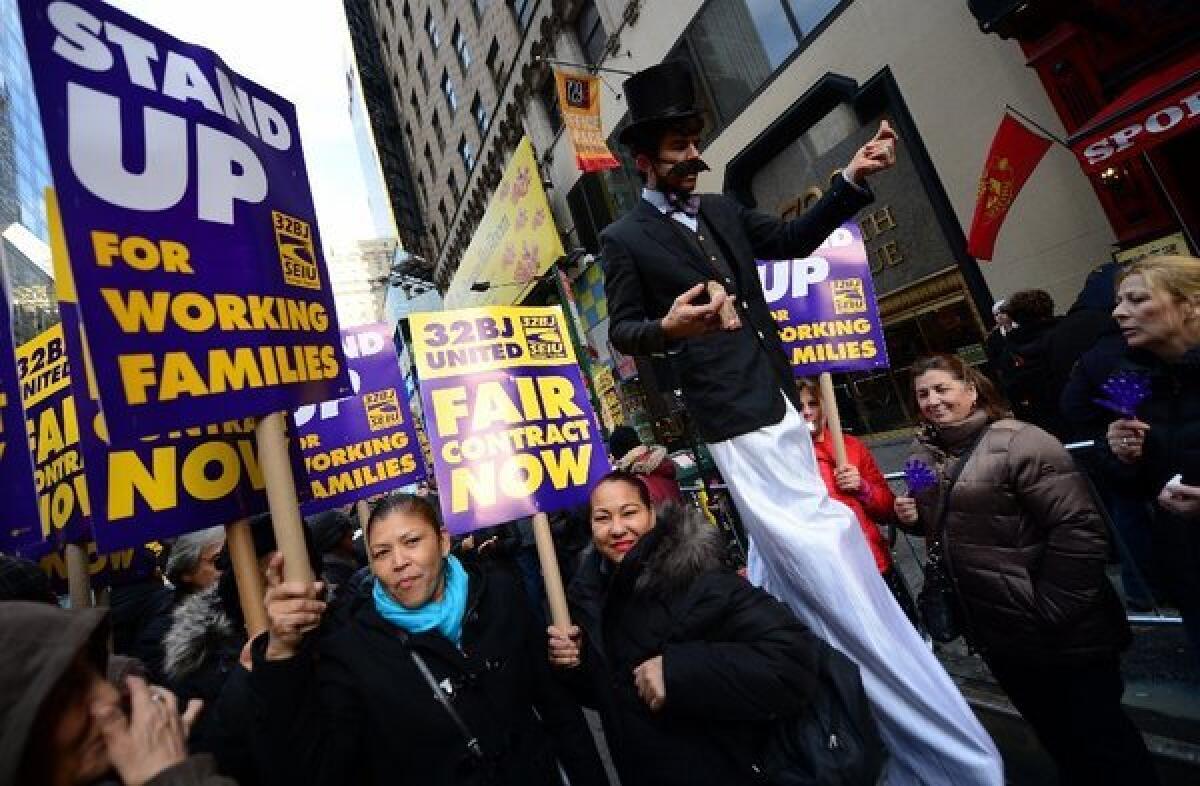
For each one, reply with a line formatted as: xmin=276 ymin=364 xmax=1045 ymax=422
xmin=706 ymin=400 xmax=1004 ymax=786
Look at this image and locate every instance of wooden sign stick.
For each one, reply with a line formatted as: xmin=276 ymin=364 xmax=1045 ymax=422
xmin=818 ymin=373 xmax=849 ymax=467
xmin=65 ymin=543 xmax=92 ymax=609
xmin=255 ymin=412 xmax=314 ymax=584
xmin=531 ymin=512 xmax=571 ymax=628
xmin=226 ymin=518 xmax=268 ymax=637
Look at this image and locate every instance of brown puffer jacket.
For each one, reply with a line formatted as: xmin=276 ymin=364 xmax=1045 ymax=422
xmin=907 ymin=414 xmax=1129 ymax=663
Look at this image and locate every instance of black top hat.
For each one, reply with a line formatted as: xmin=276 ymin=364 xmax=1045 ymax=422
xmin=618 ymin=60 xmax=704 ymax=147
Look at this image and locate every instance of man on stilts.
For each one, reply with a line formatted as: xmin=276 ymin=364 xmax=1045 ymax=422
xmin=602 ymin=61 xmax=1003 ymax=786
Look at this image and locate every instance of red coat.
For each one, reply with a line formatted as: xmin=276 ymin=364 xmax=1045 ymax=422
xmin=811 ymin=433 xmax=895 ymax=572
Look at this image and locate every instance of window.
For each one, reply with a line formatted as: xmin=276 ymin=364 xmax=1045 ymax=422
xmin=448 ymin=169 xmax=460 ymax=200
xmin=471 ymin=94 xmax=489 ymax=133
xmin=471 ymin=0 xmax=486 ymax=22
xmin=417 ymin=172 xmax=429 ymax=210
xmin=452 ymin=23 xmax=471 ymax=70
xmin=509 ymin=0 xmax=533 ymax=31
xmin=683 ymin=0 xmax=841 ymax=126
xmin=416 ymin=54 xmax=429 ymax=92
xmin=396 ymin=33 xmax=405 ymax=63
xmin=574 ymin=1 xmax=607 ymax=66
xmin=409 ymin=90 xmax=420 ymax=119
xmin=403 ymin=122 xmax=416 ymax=158
xmin=424 ymin=8 xmax=441 ymax=49
xmin=538 ymin=77 xmax=562 ymax=135
xmin=485 ymin=38 xmax=502 ymax=87
xmin=438 ymin=200 xmax=450 ymax=235
xmin=441 ymin=70 xmax=458 ymax=112
xmin=431 ymin=110 xmax=445 ymax=149
xmin=385 ymin=0 xmax=394 ymax=21
xmin=458 ymin=136 xmax=476 ymax=171
xmin=786 ymin=0 xmax=841 ymax=37
xmin=423 ymin=144 xmax=435 ymax=176
xmin=402 ymin=0 xmax=413 ymax=30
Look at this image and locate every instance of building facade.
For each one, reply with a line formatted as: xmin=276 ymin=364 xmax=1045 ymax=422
xmin=328 ymin=238 xmax=397 ymax=327
xmin=354 ymin=0 xmax=1190 ymax=441
xmin=1 ymin=0 xmax=56 ymax=345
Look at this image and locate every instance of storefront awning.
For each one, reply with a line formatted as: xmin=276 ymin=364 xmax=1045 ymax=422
xmin=1069 ymin=51 xmax=1200 ymax=175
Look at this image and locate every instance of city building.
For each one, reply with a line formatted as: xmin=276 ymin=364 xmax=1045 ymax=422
xmin=328 ymin=237 xmax=398 ymax=327
xmin=1 ymin=0 xmax=56 ymax=344
xmin=354 ymin=0 xmax=1193 ymax=443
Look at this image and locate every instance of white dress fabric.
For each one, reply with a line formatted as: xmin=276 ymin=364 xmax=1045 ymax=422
xmin=707 ymin=399 xmax=1004 ymax=786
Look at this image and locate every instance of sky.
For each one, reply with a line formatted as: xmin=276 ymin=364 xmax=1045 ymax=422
xmin=109 ymin=0 xmax=377 ymax=252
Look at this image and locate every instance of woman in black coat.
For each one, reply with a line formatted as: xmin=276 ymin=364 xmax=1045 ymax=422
xmin=547 ymin=471 xmax=820 ymax=786
xmin=1104 ymin=255 xmax=1200 ymax=658
xmin=250 ymin=494 xmax=607 ymax=786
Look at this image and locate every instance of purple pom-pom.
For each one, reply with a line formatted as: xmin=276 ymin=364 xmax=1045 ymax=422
xmin=904 ymin=459 xmax=938 ymax=495
xmin=1093 ymin=371 xmax=1151 ymax=418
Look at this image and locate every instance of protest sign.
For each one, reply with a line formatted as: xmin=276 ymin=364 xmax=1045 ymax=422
xmin=18 ymin=0 xmax=351 ymax=440
xmin=758 ymin=223 xmax=890 ymax=376
xmin=444 ymin=138 xmax=565 ymax=308
xmin=294 ymin=323 xmax=425 ymax=514
xmin=17 ymin=324 xmax=90 ymax=547
xmin=46 ymin=190 xmax=272 ymax=552
xmin=0 ymin=270 xmax=43 ymax=555
xmin=411 ymin=306 xmax=610 ymax=535
xmin=40 ymin=540 xmax=163 ymax=595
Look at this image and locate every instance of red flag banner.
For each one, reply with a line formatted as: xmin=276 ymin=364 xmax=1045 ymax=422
xmin=966 ymin=112 xmax=1053 ymax=260
xmin=555 ymin=70 xmax=620 ymax=173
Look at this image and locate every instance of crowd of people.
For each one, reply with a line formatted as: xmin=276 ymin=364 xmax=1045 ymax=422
xmin=1 ymin=50 xmax=1197 ymax=786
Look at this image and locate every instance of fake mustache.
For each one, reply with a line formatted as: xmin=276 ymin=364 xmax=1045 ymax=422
xmin=665 ymin=158 xmax=710 ymax=178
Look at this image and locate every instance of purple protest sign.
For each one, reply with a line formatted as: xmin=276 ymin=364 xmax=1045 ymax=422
xmin=757 ymin=222 xmax=889 ymax=376
xmin=16 ymin=324 xmax=91 ymax=548
xmin=411 ymin=306 xmax=611 ymax=535
xmin=0 ymin=270 xmax=44 ymax=555
xmin=294 ymin=324 xmax=425 ymax=514
xmin=40 ymin=540 xmax=164 ymax=594
xmin=45 ymin=192 xmax=273 ymax=553
xmin=18 ymin=0 xmax=351 ymax=441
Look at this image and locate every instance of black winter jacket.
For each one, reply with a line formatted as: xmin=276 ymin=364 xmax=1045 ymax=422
xmin=250 ymin=562 xmax=607 ymax=786
xmin=1098 ymin=347 xmax=1200 ymax=502
xmin=561 ymin=506 xmax=820 ymax=786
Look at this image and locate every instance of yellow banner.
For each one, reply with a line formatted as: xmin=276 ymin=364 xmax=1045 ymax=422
xmin=411 ymin=305 xmax=578 ymax=381
xmin=555 ymin=70 xmax=620 ymax=174
xmin=445 ymin=137 xmax=565 ymax=308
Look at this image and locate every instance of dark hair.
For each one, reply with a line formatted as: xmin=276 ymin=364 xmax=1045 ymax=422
xmin=365 ymin=493 xmax=442 ymax=545
xmin=910 ymin=353 xmax=1011 ymax=422
xmin=626 ymin=115 xmax=707 ymax=183
xmin=607 ymin=425 xmax=642 ymax=460
xmin=587 ymin=470 xmax=653 ymax=520
xmin=1006 ymin=289 xmax=1055 ymax=325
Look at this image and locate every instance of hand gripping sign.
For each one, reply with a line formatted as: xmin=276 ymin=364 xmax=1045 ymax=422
xmin=411 ymin=306 xmax=611 ymax=536
xmin=294 ymin=323 xmax=426 ymax=515
xmin=18 ymin=0 xmax=352 ymax=440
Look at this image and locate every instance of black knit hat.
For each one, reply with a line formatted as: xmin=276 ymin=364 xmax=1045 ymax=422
xmin=307 ymin=510 xmax=354 ymax=555
xmin=608 ymin=426 xmax=642 ymax=460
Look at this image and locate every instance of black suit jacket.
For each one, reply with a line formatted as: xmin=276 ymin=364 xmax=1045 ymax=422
xmin=601 ymin=176 xmax=872 ymax=442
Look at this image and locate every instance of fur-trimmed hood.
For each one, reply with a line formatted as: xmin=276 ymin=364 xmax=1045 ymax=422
xmin=630 ymin=503 xmax=727 ymax=596
xmin=162 ymin=585 xmax=239 ymax=682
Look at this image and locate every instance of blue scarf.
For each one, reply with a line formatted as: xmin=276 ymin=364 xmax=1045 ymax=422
xmin=372 ymin=555 xmax=469 ymax=647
